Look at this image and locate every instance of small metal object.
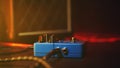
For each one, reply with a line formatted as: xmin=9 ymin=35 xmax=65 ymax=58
xmin=71 ymin=37 xmax=75 ymax=43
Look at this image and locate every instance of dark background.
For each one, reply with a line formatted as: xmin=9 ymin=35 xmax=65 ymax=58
xmin=72 ymin=0 xmax=120 ymax=34
xmin=0 ymin=0 xmax=120 ymax=68
xmin=0 ymin=0 xmax=120 ymax=42
xmin=11 ymin=0 xmax=120 ymax=43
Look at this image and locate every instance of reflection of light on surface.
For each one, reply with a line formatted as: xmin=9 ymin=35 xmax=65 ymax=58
xmin=9 ymin=0 xmax=14 ymax=39
xmin=73 ymin=33 xmax=120 ymax=43
xmin=0 ymin=42 xmax=32 ymax=48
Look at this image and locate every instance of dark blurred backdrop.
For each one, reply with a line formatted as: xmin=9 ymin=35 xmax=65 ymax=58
xmin=0 ymin=0 xmax=120 ymax=43
xmin=72 ymin=0 xmax=120 ymax=34
xmin=0 ymin=0 xmax=120 ymax=68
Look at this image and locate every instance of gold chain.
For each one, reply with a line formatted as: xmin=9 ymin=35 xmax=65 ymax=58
xmin=0 ymin=56 xmax=51 ymax=68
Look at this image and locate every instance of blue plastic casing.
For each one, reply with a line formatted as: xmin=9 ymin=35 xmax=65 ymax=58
xmin=34 ymin=42 xmax=84 ymax=58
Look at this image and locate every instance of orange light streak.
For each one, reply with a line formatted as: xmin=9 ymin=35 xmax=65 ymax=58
xmin=9 ymin=0 xmax=14 ymax=40
xmin=0 ymin=42 xmax=33 ymax=48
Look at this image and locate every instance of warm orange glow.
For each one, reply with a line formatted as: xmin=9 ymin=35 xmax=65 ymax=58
xmin=9 ymin=0 xmax=14 ymax=40
xmin=0 ymin=42 xmax=32 ymax=48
